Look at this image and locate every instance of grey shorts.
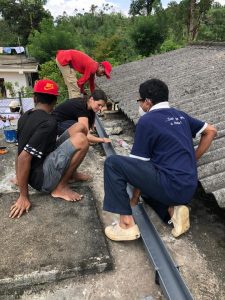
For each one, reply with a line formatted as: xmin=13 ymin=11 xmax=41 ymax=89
xmin=41 ymin=131 xmax=76 ymax=193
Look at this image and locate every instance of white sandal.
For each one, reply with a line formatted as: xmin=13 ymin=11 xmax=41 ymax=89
xmin=105 ymin=222 xmax=140 ymax=241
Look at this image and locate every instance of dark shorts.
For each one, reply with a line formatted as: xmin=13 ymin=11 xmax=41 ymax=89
xmin=57 ymin=120 xmax=76 ymax=136
xmin=41 ymin=131 xmax=76 ymax=193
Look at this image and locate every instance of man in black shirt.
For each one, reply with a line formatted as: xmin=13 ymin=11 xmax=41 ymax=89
xmin=9 ymin=79 xmax=89 ymax=219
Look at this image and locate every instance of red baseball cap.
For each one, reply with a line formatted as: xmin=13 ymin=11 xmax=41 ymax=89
xmin=101 ymin=61 xmax=112 ymax=79
xmin=33 ymin=79 xmax=59 ymax=96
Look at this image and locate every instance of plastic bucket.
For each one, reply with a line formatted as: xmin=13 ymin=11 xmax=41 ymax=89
xmin=3 ymin=128 xmax=17 ymax=143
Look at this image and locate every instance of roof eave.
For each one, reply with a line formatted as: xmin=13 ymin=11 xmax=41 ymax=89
xmin=0 ymin=67 xmax=38 ymax=73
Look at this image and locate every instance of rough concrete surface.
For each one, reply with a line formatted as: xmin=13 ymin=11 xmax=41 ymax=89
xmin=0 ymin=186 xmax=112 ymax=295
xmin=0 ymin=111 xmax=225 ymax=300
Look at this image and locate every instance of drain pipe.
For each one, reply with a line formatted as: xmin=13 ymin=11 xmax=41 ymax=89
xmin=95 ymin=115 xmax=193 ymax=300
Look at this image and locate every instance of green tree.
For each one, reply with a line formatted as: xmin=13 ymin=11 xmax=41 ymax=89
xmin=39 ymin=59 xmax=68 ymax=103
xmin=59 ymin=8 xmax=131 ymax=59
xmin=160 ymin=39 xmax=182 ymax=52
xmin=129 ymin=16 xmax=165 ymax=56
xmin=164 ymin=1 xmax=189 ymax=43
xmin=0 ymin=20 xmax=18 ymax=45
xmin=28 ymin=19 xmax=79 ymax=63
xmin=187 ymin=0 xmax=213 ymax=41
xmin=4 ymin=81 xmax=18 ymax=97
xmin=0 ymin=0 xmax=52 ymax=45
xmin=93 ymin=34 xmax=139 ymax=65
xmin=198 ymin=7 xmax=225 ymax=41
xmin=163 ymin=0 xmax=212 ymax=42
xmin=129 ymin=0 xmax=156 ymax=16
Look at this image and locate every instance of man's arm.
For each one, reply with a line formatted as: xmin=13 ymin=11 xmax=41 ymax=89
xmin=87 ymin=133 xmax=111 ymax=144
xmin=9 ymin=150 xmax=32 ymax=218
xmin=77 ymin=65 xmax=95 ymax=94
xmin=195 ymin=124 xmax=217 ymax=160
xmin=89 ymin=74 xmax=95 ymax=93
xmin=14 ymin=155 xmax=18 ymax=185
xmin=78 ymin=116 xmax=111 ymax=143
xmin=0 ymin=115 xmax=6 ymax=121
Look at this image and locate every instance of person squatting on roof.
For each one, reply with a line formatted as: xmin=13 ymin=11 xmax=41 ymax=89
xmin=56 ymin=49 xmax=112 ymax=98
xmin=9 ymin=79 xmax=89 ymax=219
xmin=103 ymin=79 xmax=217 ymax=241
xmin=52 ymin=90 xmax=111 ymax=145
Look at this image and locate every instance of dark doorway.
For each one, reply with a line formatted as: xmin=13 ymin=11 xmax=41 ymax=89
xmin=0 ymin=78 xmax=6 ymax=98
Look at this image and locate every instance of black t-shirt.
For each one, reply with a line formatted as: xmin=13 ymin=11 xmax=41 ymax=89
xmin=52 ymin=98 xmax=95 ymax=129
xmin=17 ymin=109 xmax=57 ymax=190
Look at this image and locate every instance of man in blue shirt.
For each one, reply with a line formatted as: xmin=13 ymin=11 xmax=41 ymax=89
xmin=103 ymin=79 xmax=217 ymax=241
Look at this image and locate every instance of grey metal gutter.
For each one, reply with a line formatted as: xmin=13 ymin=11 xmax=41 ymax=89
xmin=95 ymin=115 xmax=116 ymax=157
xmin=95 ymin=115 xmax=193 ymax=300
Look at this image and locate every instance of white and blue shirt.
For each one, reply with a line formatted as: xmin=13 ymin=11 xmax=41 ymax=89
xmin=130 ymin=102 xmax=207 ymax=202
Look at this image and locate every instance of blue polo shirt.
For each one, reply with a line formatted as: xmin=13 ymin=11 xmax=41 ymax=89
xmin=130 ymin=102 xmax=207 ymax=203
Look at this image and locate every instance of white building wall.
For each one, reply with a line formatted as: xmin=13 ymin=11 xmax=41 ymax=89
xmin=0 ymin=72 xmax=28 ymax=97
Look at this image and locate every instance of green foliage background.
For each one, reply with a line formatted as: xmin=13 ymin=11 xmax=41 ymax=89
xmin=1 ymin=0 xmax=225 ymax=100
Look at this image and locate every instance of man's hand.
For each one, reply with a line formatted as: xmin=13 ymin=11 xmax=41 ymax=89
xmin=102 ymin=137 xmax=111 ymax=143
xmin=9 ymin=196 xmax=31 ymax=219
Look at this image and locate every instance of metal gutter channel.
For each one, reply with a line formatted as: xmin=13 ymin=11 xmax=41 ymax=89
xmin=95 ymin=115 xmax=193 ymax=300
xmin=95 ymin=115 xmax=117 ymax=157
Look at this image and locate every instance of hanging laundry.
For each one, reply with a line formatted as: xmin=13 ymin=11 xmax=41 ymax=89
xmin=12 ymin=47 xmax=25 ymax=54
xmin=3 ymin=47 xmax=12 ymax=54
xmin=2 ymin=46 xmax=25 ymax=55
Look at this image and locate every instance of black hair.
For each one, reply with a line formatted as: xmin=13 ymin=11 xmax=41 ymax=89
xmin=139 ymin=79 xmax=169 ymax=104
xmin=91 ymin=89 xmax=108 ymax=102
xmin=33 ymin=92 xmax=57 ymax=105
xmin=106 ymin=102 xmax=113 ymax=109
xmin=10 ymin=107 xmax=20 ymax=112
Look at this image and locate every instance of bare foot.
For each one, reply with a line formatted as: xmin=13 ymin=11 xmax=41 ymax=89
xmin=168 ymin=207 xmax=174 ymax=218
xmin=10 ymin=177 xmax=18 ymax=186
xmin=69 ymin=171 xmax=92 ymax=183
xmin=119 ymin=215 xmax=136 ymax=229
xmin=130 ymin=197 xmax=139 ymax=207
xmin=51 ymin=185 xmax=83 ymax=202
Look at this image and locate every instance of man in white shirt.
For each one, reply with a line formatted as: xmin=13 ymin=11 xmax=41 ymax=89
xmin=0 ymin=100 xmax=21 ymax=128
xmin=103 ymin=79 xmax=217 ymax=241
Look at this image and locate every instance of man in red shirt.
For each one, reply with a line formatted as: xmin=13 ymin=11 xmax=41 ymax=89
xmin=56 ymin=49 xmax=112 ymax=98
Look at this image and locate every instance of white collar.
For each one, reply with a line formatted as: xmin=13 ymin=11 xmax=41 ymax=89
xmin=150 ymin=101 xmax=170 ymax=111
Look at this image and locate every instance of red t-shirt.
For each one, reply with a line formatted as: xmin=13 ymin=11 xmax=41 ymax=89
xmin=56 ymin=50 xmax=98 ymax=93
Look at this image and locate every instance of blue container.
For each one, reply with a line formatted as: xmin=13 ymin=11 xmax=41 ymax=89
xmin=3 ymin=128 xmax=17 ymax=143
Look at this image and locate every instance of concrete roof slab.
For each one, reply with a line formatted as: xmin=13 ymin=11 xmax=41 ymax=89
xmin=0 ymin=188 xmax=113 ymax=294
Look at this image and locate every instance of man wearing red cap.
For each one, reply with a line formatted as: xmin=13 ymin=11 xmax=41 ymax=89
xmin=9 ymin=79 xmax=89 ymax=219
xmin=56 ymin=49 xmax=112 ymax=98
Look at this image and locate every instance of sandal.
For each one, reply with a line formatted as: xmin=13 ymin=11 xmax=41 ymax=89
xmin=105 ymin=222 xmax=140 ymax=241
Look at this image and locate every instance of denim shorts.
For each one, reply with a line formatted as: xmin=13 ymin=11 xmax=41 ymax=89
xmin=57 ymin=120 xmax=77 ymax=136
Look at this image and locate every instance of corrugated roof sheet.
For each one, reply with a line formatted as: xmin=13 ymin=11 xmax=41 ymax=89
xmin=97 ymin=45 xmax=225 ymax=208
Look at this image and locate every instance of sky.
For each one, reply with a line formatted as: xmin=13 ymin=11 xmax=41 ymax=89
xmin=44 ymin=0 xmax=171 ymax=18
xmin=44 ymin=0 xmax=225 ymax=18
